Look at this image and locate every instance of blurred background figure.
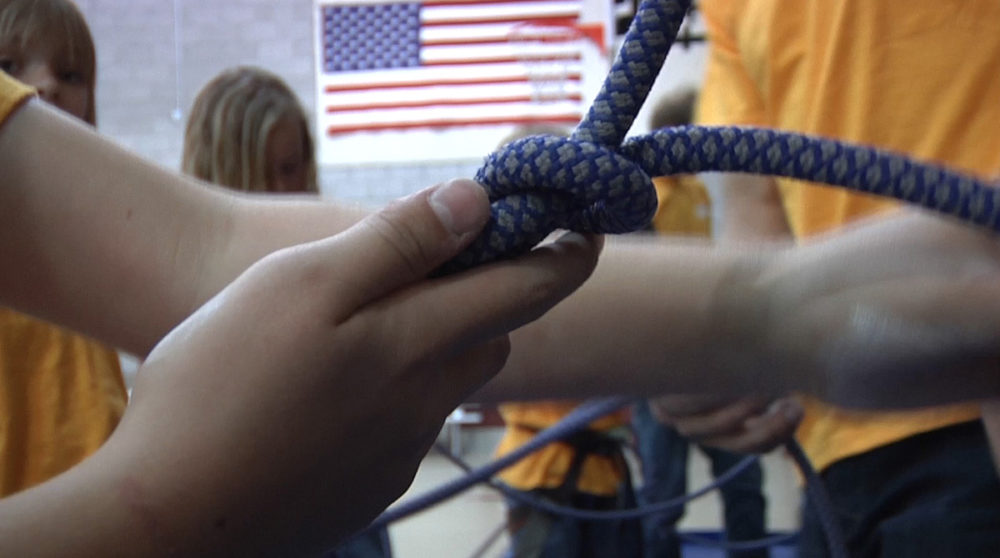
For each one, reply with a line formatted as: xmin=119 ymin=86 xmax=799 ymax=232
xmin=695 ymin=0 xmax=1000 ymax=555
xmin=182 ymin=65 xmax=316 ymax=194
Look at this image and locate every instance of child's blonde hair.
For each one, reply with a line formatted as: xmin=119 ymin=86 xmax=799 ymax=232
xmin=182 ymin=66 xmax=317 ymax=193
xmin=0 ymin=0 xmax=97 ymax=125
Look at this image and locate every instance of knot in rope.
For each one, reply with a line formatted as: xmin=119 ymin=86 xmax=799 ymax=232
xmin=436 ymin=0 xmax=690 ymax=275
xmin=438 ymin=135 xmax=657 ymax=273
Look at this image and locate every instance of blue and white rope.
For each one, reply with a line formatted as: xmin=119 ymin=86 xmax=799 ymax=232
xmin=441 ymin=0 xmax=996 ymax=274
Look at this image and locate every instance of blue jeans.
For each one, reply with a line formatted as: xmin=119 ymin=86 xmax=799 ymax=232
xmin=799 ymin=420 xmax=1000 ymax=558
xmin=632 ymin=400 xmax=768 ymax=558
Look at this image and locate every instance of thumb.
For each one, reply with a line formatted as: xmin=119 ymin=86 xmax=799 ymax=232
xmin=324 ymin=179 xmax=490 ymax=314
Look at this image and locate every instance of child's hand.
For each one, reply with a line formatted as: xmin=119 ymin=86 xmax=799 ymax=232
xmin=650 ymin=394 xmax=802 ymax=454
xmin=106 ymin=179 xmax=600 ymax=556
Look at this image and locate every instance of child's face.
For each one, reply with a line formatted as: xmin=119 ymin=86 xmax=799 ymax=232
xmin=265 ymin=115 xmax=310 ymax=193
xmin=0 ymin=40 xmax=90 ymax=121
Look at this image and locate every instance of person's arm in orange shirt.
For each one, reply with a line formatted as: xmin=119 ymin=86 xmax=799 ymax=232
xmin=718 ymin=174 xmax=794 ymax=241
xmin=469 ymin=206 xmax=1000 ymax=409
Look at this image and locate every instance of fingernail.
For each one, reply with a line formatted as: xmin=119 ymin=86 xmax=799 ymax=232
xmin=429 ymin=179 xmax=487 ymax=236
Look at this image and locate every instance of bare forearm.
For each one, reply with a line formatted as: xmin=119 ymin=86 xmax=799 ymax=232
xmin=477 ymin=234 xmax=789 ymax=401
xmin=483 ymin=211 xmax=1000 ymax=409
xmin=480 ymin=174 xmax=797 ymax=402
xmin=0 ymin=447 xmax=140 ymax=557
xmin=0 ymin=100 xmax=367 ymax=355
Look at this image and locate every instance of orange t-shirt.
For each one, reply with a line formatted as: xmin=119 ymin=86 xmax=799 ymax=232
xmin=697 ymin=0 xmax=999 ymax=471
xmin=0 ymin=72 xmax=128 ymax=495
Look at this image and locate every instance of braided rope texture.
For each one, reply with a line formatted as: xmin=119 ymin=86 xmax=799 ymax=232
xmin=440 ymin=0 xmax=997 ymax=275
xmin=438 ymin=0 xmax=688 ymax=273
xmin=623 ymin=127 xmax=1000 ymax=226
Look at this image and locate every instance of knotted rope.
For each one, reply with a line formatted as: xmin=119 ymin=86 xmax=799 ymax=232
xmin=437 ymin=0 xmax=682 ymax=273
xmin=442 ymin=0 xmax=997 ymax=274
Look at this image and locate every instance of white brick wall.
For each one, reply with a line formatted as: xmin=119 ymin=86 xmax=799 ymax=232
xmin=77 ymin=0 xmax=315 ymax=171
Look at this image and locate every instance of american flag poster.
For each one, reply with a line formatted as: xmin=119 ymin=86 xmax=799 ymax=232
xmin=314 ymin=0 xmax=612 ymax=165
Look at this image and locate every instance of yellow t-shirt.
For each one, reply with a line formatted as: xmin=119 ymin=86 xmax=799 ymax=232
xmin=697 ymin=0 xmax=998 ymax=471
xmin=0 ymin=72 xmax=128 ymax=495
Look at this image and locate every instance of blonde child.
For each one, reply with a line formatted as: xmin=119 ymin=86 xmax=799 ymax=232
xmin=0 ymin=0 xmax=127 ymax=496
xmin=182 ymin=66 xmax=317 ymax=194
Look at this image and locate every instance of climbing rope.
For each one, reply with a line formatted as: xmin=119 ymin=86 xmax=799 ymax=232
xmin=442 ymin=0 xmax=997 ymax=275
xmin=353 ymin=0 xmax=1000 ymax=555
xmin=430 ymin=430 xmax=798 ymax=553
xmin=358 ymin=397 xmax=797 ymax=554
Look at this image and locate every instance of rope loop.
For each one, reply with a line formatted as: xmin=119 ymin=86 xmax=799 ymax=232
xmin=437 ymin=135 xmax=658 ymax=273
xmin=482 ymin=135 xmax=659 ymax=234
xmin=437 ymin=0 xmax=693 ymax=274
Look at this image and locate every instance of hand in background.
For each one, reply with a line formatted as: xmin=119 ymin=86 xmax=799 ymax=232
xmin=651 ymin=394 xmax=802 ymax=454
